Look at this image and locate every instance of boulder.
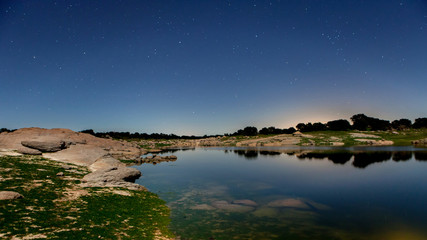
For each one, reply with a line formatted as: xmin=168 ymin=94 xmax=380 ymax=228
xmin=0 ymin=191 xmax=23 ymax=200
xmin=82 ymin=167 xmax=141 ymax=184
xmin=88 ymin=156 xmax=125 ymax=172
xmin=21 ymin=140 xmax=66 ymax=152
xmin=17 ymin=146 xmax=42 ymax=155
xmin=43 ymin=145 xmax=108 ymax=166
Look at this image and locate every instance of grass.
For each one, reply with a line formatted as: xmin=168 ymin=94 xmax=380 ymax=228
xmin=375 ymin=129 xmax=427 ymax=146
xmin=0 ymin=155 xmax=173 ymax=239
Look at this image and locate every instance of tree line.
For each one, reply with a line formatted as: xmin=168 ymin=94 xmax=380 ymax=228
xmin=1 ymin=114 xmax=426 ymax=138
xmin=229 ymin=114 xmax=427 ymax=136
xmin=79 ymin=130 xmax=221 ymax=140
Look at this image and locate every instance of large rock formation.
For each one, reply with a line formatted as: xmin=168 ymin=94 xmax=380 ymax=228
xmin=0 ymin=128 xmax=145 ymax=190
xmin=0 ymin=128 xmax=143 ymax=163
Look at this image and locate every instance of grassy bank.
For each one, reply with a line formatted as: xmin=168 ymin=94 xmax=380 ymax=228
xmin=297 ymin=129 xmax=427 ymax=146
xmin=0 ymin=155 xmax=173 ymax=239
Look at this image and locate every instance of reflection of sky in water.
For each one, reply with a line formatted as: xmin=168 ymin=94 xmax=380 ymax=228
xmin=134 ymin=147 xmax=427 ymax=239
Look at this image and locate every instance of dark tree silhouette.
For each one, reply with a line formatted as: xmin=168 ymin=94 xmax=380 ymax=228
xmin=326 ymin=119 xmax=351 ymax=131
xmin=391 ymin=119 xmax=412 ymax=130
xmin=413 ymin=118 xmax=427 ymax=129
xmin=312 ymin=122 xmax=327 ymax=131
xmin=350 ymin=114 xmax=391 ymax=131
xmin=233 ymin=126 xmax=258 ymax=136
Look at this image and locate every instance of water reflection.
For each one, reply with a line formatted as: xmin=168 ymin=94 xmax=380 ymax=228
xmin=414 ymin=151 xmax=427 ymax=161
xmin=137 ymin=147 xmax=427 ymax=239
xmin=229 ymin=149 xmax=427 ymax=169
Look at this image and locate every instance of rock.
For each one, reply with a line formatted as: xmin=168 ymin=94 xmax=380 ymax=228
xmin=17 ymin=146 xmax=42 ymax=155
xmin=267 ymin=198 xmax=310 ymax=209
xmin=0 ymin=191 xmax=23 ymax=200
xmin=56 ymin=172 xmax=64 ymax=176
xmin=331 ymin=142 xmax=345 ymax=146
xmin=43 ymin=145 xmax=108 ymax=166
xmin=412 ymin=138 xmax=427 ymax=145
xmin=231 ymin=199 xmax=258 ymax=207
xmin=169 ymin=155 xmax=177 ymax=160
xmin=21 ymin=140 xmax=66 ymax=152
xmin=148 ymin=149 xmax=162 ymax=153
xmin=0 ymin=127 xmax=143 ymax=161
xmin=292 ymin=131 xmax=303 ymax=136
xmin=211 ymin=200 xmax=255 ymax=212
xmin=190 ymin=204 xmax=216 ymax=210
xmin=252 ymin=207 xmax=279 ymax=217
xmin=82 ymin=167 xmax=141 ymax=184
xmin=88 ymin=156 xmax=125 ymax=172
xmin=61 ymin=165 xmax=72 ymax=170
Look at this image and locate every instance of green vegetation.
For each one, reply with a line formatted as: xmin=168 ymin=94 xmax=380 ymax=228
xmin=375 ymin=129 xmax=427 ymax=146
xmin=155 ymin=142 xmax=173 ymax=148
xmin=0 ymin=156 xmax=173 ymax=239
xmin=295 ymin=129 xmax=427 ymax=146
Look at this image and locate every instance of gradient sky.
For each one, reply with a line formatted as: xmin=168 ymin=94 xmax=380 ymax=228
xmin=1 ymin=0 xmax=427 ymax=135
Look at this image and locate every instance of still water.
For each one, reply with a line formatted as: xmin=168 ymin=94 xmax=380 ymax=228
xmin=134 ymin=146 xmax=427 ymax=240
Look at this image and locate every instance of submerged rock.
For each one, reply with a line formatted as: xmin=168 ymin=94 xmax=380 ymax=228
xmin=231 ymin=199 xmax=258 ymax=207
xmin=190 ymin=204 xmax=216 ymax=210
xmin=267 ymin=198 xmax=310 ymax=209
xmin=211 ymin=200 xmax=255 ymax=212
xmin=252 ymin=207 xmax=279 ymax=217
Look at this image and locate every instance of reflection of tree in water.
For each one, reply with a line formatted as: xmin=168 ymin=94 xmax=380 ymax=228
xmin=296 ymin=152 xmax=352 ymax=164
xmin=352 ymin=152 xmax=392 ymax=168
xmin=327 ymin=152 xmax=353 ymax=165
xmin=414 ymin=151 xmax=427 ymax=161
xmin=259 ymin=151 xmax=281 ymax=156
xmin=297 ymin=152 xmax=329 ymax=160
xmin=230 ymin=149 xmax=427 ymax=168
xmin=161 ymin=148 xmax=195 ymax=154
xmin=392 ymin=151 xmax=412 ymax=161
xmin=233 ymin=150 xmax=258 ymax=159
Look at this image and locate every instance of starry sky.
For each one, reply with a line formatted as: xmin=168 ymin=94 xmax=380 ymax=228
xmin=1 ymin=0 xmax=427 ymax=135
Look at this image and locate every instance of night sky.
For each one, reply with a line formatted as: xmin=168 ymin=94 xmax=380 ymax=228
xmin=1 ymin=1 xmax=427 ymax=135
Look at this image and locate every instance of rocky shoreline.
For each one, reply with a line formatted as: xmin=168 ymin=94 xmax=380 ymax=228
xmin=0 ymin=128 xmax=148 ymax=190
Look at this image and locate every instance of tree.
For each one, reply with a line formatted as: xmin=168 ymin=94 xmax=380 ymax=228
xmin=327 ymin=119 xmax=351 ymax=131
xmin=350 ymin=114 xmax=391 ymax=131
xmin=233 ymin=126 xmax=258 ymax=136
xmin=413 ymin=118 xmax=427 ymax=129
xmin=391 ymin=119 xmax=412 ymax=130
xmin=312 ymin=122 xmax=327 ymax=131
xmin=351 ymin=114 xmax=370 ymax=130
xmin=283 ymin=127 xmax=296 ymax=134
xmin=296 ymin=123 xmax=306 ymax=132
xmin=80 ymin=129 xmax=95 ymax=135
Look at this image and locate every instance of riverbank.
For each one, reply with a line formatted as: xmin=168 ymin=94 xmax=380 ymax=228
xmin=134 ymin=129 xmax=427 ymax=151
xmin=1 ymin=127 xmax=426 ymax=239
xmin=0 ymin=128 xmax=174 ymax=239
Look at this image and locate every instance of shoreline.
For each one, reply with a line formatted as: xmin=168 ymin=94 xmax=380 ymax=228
xmin=1 ymin=127 xmax=426 ymax=239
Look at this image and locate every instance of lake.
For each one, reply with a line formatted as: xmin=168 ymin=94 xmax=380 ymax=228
xmin=134 ymin=146 xmax=427 ymax=240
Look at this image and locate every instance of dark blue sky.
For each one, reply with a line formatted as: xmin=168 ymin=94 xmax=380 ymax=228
xmin=1 ymin=0 xmax=427 ymax=134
